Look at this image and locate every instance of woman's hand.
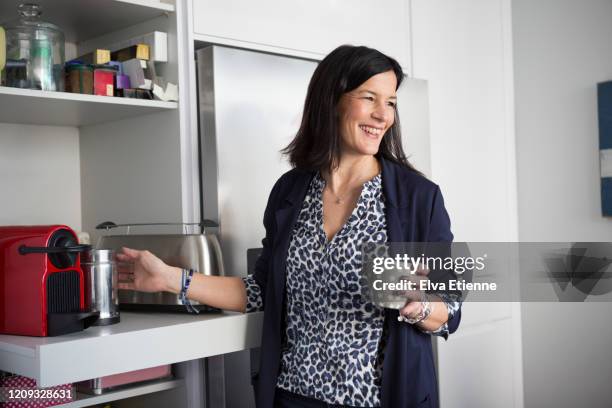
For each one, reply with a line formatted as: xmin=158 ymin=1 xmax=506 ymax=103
xmin=398 ymin=266 xmax=430 ymax=322
xmin=397 ymin=266 xmax=450 ymax=331
xmin=116 ymin=247 xmax=180 ymax=294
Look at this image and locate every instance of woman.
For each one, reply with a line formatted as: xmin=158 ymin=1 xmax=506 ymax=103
xmin=118 ymin=45 xmax=461 ymax=408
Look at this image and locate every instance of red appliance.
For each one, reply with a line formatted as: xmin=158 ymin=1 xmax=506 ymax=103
xmin=0 ymin=225 xmax=99 ymax=336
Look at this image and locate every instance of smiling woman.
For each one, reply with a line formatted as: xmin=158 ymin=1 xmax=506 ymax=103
xmin=117 ymin=45 xmax=461 ymax=408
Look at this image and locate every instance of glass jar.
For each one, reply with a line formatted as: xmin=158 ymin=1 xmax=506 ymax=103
xmin=3 ymin=3 xmax=65 ymax=91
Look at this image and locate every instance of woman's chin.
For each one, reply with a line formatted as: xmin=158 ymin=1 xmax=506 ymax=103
xmin=360 ymin=144 xmax=381 ymax=157
xmin=340 ymin=141 xmax=382 ymax=158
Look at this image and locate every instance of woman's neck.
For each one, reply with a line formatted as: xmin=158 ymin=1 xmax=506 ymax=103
xmin=324 ymin=154 xmax=380 ymax=193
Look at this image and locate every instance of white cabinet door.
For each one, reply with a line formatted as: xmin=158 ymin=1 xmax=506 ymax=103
xmin=411 ymin=0 xmax=524 ymax=406
xmin=437 ymin=316 xmax=520 ymax=408
xmin=192 ymin=0 xmax=410 ymax=68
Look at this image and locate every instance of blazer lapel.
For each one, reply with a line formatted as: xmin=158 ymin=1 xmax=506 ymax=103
xmin=381 ymin=158 xmax=410 ymax=242
xmin=272 ymin=170 xmax=315 ymax=312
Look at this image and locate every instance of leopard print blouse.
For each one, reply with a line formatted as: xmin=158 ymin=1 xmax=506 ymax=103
xmin=243 ymin=173 xmax=459 ymax=407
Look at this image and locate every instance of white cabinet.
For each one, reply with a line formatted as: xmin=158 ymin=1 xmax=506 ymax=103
xmin=411 ymin=0 xmax=524 ymax=407
xmin=192 ymin=0 xmax=411 ymax=69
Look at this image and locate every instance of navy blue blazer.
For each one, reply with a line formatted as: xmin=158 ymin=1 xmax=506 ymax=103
xmin=252 ymin=157 xmax=461 ymax=408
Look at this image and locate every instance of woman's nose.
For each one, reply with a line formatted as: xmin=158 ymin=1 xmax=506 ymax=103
xmin=372 ymin=103 xmax=392 ymax=123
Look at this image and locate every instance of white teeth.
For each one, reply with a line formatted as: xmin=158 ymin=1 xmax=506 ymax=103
xmin=360 ymin=125 xmax=382 ymax=136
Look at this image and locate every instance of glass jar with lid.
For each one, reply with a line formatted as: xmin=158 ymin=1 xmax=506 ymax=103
xmin=3 ymin=3 xmax=65 ymax=91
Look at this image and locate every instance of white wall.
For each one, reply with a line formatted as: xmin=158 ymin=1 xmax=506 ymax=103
xmin=80 ymin=110 xmax=184 ymax=243
xmin=0 ymin=110 xmax=183 ymax=244
xmin=512 ymin=0 xmax=612 ymax=406
xmin=411 ymin=0 xmax=524 ymax=406
xmin=0 ymin=123 xmax=82 ymax=230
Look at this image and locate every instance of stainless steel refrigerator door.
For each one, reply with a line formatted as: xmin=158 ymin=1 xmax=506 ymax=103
xmin=198 ymin=45 xmax=318 ymax=277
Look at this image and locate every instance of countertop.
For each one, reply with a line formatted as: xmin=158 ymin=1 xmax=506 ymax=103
xmin=0 ymin=311 xmax=263 ymax=387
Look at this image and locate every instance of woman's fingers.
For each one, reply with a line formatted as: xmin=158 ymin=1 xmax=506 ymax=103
xmin=415 ymin=266 xmax=430 ymax=276
xmin=118 ymin=272 xmax=133 ymax=281
xmin=115 ymin=253 xmax=131 ymax=262
xmin=403 ymin=290 xmax=423 ymax=302
xmin=116 ymin=248 xmax=141 ymax=289
xmin=117 ymin=247 xmax=141 ymax=260
xmin=116 ymin=256 xmax=134 ymax=266
xmin=117 ymin=281 xmax=135 ymax=290
xmin=121 ymin=246 xmax=140 ymax=255
xmin=115 ymin=247 xmax=167 ymax=293
xmin=399 ymin=301 xmax=421 ymax=320
xmin=397 ymin=275 xmax=424 ymax=301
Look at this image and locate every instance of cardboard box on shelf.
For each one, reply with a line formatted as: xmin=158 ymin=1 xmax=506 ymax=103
xmin=121 ymin=58 xmax=148 ymax=89
xmin=105 ymin=31 xmax=167 ymax=63
xmin=111 ymin=44 xmax=150 ymax=62
xmin=75 ymin=49 xmax=111 ymax=65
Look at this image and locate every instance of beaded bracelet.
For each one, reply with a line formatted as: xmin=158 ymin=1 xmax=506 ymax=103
xmin=180 ymin=268 xmax=200 ymax=314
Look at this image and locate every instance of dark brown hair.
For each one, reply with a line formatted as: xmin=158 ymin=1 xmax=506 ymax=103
xmin=282 ymin=44 xmax=420 ymax=174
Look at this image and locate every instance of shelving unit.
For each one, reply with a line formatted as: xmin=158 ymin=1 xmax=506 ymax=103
xmin=0 ymin=4 xmax=193 ymax=408
xmin=0 ymin=0 xmax=178 ymax=127
xmin=0 ymin=86 xmax=177 ymax=126
xmin=59 ymin=378 xmax=183 ymax=408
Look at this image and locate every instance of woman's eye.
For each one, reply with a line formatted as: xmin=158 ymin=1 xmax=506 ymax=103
xmin=363 ymin=96 xmax=375 ymax=101
xmin=387 ymin=101 xmax=396 ymax=107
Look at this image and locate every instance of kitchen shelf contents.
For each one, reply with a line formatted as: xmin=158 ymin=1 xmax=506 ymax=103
xmin=0 ymin=0 xmax=177 ymax=102
xmin=0 ymin=86 xmax=177 ymax=126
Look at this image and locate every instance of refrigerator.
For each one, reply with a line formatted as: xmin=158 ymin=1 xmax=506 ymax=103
xmin=196 ymin=45 xmax=431 ymax=408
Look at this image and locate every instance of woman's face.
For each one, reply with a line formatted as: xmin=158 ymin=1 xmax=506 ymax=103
xmin=337 ymin=70 xmax=397 ymax=158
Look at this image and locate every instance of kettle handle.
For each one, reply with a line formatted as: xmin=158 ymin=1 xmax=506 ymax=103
xmin=19 ymin=244 xmax=91 ymax=255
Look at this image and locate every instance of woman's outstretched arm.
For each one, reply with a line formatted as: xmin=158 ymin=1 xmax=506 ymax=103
xmin=117 ymin=247 xmax=248 ymax=312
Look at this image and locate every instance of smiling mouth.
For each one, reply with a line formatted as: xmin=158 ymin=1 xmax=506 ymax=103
xmin=359 ymin=125 xmax=384 ymax=137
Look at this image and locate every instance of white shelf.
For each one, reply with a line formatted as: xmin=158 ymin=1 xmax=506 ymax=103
xmin=0 ymin=0 xmax=174 ymax=44
xmin=59 ymin=378 xmax=183 ymax=408
xmin=0 ymin=311 xmax=263 ymax=388
xmin=0 ymin=87 xmax=177 ymax=126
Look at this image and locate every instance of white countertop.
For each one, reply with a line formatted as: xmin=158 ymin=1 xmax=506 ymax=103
xmin=0 ymin=311 xmax=263 ymax=387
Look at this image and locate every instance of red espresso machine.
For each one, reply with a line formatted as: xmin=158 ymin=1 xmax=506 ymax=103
xmin=0 ymin=225 xmax=98 ymax=336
